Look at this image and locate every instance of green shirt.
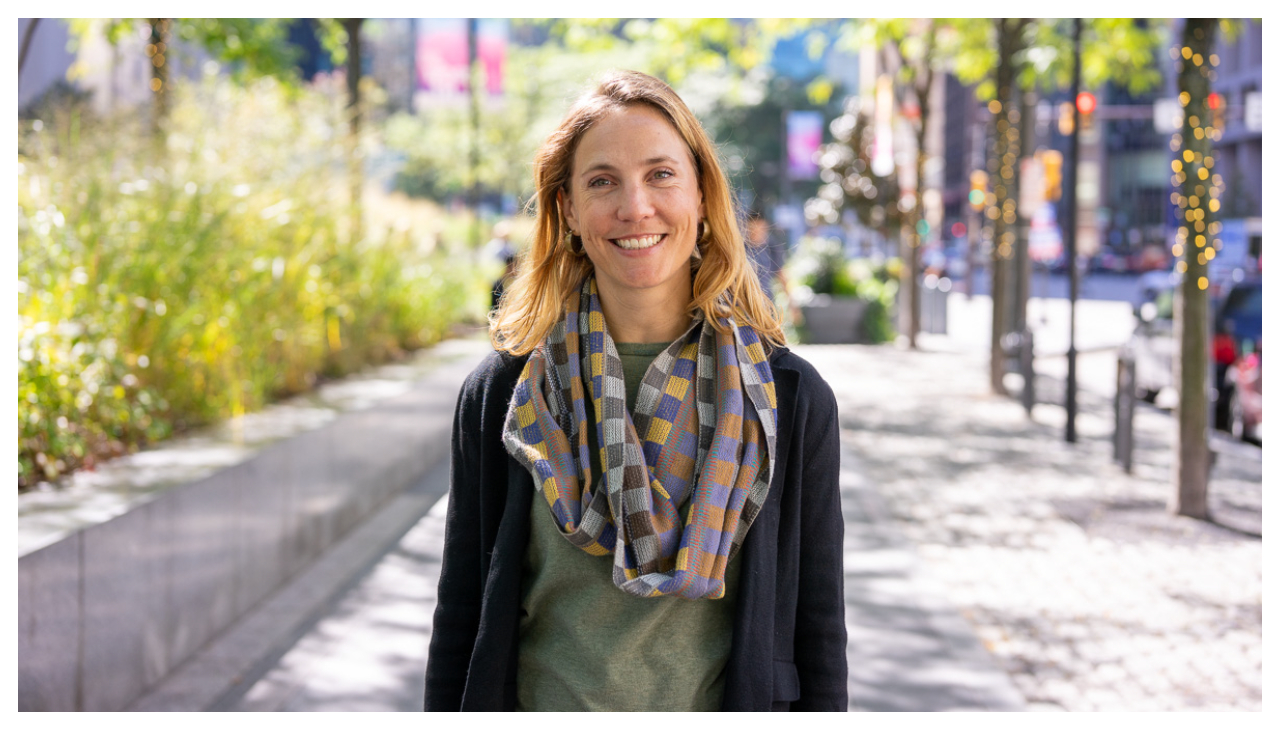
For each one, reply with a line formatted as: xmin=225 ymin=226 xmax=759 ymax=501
xmin=516 ymin=341 xmax=741 ymax=711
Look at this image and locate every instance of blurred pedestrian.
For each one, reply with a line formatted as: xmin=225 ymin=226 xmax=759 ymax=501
xmin=425 ymin=70 xmax=846 ymax=712
xmin=745 ymin=209 xmax=788 ymax=300
xmin=482 ymin=220 xmax=516 ymax=264
xmin=490 ymin=254 xmax=518 ymax=312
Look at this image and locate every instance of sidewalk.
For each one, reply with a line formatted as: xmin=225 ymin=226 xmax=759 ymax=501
xmin=222 ymin=373 xmax=1029 ymax=712
xmin=172 ymin=299 xmax=1260 ymax=712
xmin=803 ymin=336 xmax=1262 ymax=711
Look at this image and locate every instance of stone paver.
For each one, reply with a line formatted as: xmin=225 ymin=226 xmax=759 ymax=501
xmin=798 ymin=341 xmax=1262 ymax=712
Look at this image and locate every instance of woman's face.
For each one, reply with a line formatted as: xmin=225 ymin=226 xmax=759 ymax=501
xmin=562 ymin=104 xmax=704 ymax=305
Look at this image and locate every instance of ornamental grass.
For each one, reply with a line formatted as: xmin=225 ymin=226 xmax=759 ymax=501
xmin=18 ymin=71 xmax=484 ymax=490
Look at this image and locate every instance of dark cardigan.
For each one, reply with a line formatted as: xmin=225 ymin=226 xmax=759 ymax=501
xmin=424 ymin=345 xmax=847 ymax=711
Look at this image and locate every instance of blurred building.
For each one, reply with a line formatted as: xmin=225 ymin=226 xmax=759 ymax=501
xmin=1201 ymin=19 xmax=1262 ymax=223
xmin=20 ymin=19 xmax=210 ymax=118
xmin=18 ymin=19 xmax=78 ymax=111
xmin=935 ymin=18 xmax=1263 ymax=275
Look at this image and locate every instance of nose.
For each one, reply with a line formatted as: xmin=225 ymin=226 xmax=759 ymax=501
xmin=616 ymin=182 xmax=656 ymax=221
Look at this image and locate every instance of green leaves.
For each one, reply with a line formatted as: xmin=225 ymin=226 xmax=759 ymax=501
xmin=68 ymin=18 xmax=304 ymax=87
xmin=937 ymin=18 xmax=1166 ymax=98
xmin=18 ymin=74 xmax=481 ymax=490
xmin=548 ymin=18 xmax=769 ymax=86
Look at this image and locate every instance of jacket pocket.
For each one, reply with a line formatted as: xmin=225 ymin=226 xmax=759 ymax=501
xmin=772 ymin=659 xmax=801 ymax=704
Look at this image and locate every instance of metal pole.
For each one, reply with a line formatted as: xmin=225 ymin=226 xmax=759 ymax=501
xmin=1064 ymin=19 xmax=1082 ymax=443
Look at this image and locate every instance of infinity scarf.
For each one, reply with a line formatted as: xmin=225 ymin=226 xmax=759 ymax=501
xmin=502 ymin=278 xmax=778 ymax=599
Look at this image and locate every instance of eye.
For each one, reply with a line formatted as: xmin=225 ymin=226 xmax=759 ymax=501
xmin=587 ymin=177 xmax=612 ymax=188
xmin=653 ymin=168 xmax=674 ymax=180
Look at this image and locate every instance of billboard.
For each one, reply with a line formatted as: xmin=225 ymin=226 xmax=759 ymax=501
xmin=786 ymin=110 xmax=823 ymax=180
xmin=415 ymin=18 xmax=506 ymax=104
xmin=416 ymin=19 xmax=469 ymax=95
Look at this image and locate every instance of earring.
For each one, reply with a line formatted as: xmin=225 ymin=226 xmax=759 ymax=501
xmin=699 ymin=218 xmax=712 ymax=244
xmin=566 ymin=229 xmax=585 ymax=256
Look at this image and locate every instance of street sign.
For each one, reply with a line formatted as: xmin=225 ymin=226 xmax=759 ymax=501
xmin=1245 ymin=91 xmax=1262 ymax=132
xmin=1076 ymin=160 xmax=1101 ymax=257
xmin=1019 ymin=155 xmax=1046 ymax=213
xmin=1028 ymin=203 xmax=1063 ymax=262
xmin=1153 ymin=98 xmax=1183 ymax=134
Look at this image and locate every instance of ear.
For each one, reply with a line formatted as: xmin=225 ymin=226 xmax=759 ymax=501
xmin=558 ymin=187 xmax=579 ymax=233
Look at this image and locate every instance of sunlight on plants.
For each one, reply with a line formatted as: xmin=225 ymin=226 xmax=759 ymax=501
xmin=18 ymin=73 xmax=486 ymax=490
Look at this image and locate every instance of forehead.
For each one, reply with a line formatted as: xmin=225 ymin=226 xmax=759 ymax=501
xmin=572 ymin=104 xmax=696 ymax=172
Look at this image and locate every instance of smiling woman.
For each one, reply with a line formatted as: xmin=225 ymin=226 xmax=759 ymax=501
xmin=561 ymin=105 xmax=703 ymax=342
xmin=425 ymin=70 xmax=847 ymax=712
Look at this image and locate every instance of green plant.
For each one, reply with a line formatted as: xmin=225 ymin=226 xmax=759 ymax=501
xmin=786 ymin=236 xmax=900 ymax=343
xmin=18 ymin=72 xmax=485 ymax=490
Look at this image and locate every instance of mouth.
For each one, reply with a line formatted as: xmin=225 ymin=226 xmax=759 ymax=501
xmin=610 ymin=234 xmax=665 ymax=251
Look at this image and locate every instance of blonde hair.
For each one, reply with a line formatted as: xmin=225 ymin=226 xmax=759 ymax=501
xmin=490 ymin=70 xmax=785 ymax=355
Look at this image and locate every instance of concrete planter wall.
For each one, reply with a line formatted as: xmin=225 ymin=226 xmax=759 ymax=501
xmin=800 ymin=295 xmax=872 ymax=344
xmin=18 ymin=339 xmax=485 ymax=711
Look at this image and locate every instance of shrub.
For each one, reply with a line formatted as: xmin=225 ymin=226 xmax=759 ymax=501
xmin=786 ymin=236 xmax=900 ymax=344
xmin=18 ymin=72 xmax=484 ymax=490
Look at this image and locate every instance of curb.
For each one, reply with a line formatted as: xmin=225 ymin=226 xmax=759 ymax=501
xmin=129 ymin=459 xmax=451 ymax=711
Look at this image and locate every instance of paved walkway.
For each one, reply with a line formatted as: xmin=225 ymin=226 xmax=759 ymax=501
xmin=180 ymin=298 xmax=1260 ymax=712
xmin=803 ymin=338 xmax=1262 ymax=711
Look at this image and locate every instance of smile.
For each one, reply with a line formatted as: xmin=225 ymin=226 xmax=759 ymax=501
xmin=611 ymin=234 xmax=665 ymax=250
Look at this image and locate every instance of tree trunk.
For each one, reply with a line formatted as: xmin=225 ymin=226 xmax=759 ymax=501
xmin=18 ymin=18 xmax=40 ymax=79
xmin=898 ymin=24 xmax=936 ymax=350
xmin=1170 ymin=18 xmax=1217 ymax=520
xmin=1014 ymin=90 xmax=1037 ymax=334
xmin=988 ymin=19 xmax=1027 ymax=394
xmin=342 ymin=18 xmax=365 ymax=245
xmin=148 ymin=19 xmax=170 ymax=140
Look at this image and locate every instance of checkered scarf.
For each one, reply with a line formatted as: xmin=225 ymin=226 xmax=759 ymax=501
xmin=502 ymin=278 xmax=777 ymax=599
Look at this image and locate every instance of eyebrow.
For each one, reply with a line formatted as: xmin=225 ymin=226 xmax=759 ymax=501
xmin=579 ymin=155 xmax=679 ymax=177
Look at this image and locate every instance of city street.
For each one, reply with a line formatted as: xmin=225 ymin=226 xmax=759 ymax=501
xmin=211 ymin=295 xmax=1260 ymax=712
xmin=20 ymin=17 xmax=1263 ymax=714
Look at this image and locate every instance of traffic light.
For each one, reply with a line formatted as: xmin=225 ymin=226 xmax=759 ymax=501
xmin=1208 ymin=92 xmax=1225 ymax=130
xmin=1058 ymin=102 xmax=1075 ymax=135
xmin=1076 ymin=91 xmax=1097 ymax=132
xmin=969 ymin=170 xmax=989 ymax=210
xmin=1039 ymin=149 xmax=1063 ymax=201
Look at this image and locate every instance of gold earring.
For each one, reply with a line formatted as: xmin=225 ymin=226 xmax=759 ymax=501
xmin=566 ymin=230 xmax=585 ymax=256
xmin=699 ymin=218 xmax=712 ymax=244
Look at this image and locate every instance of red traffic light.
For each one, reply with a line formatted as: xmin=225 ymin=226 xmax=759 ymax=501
xmin=1207 ymin=92 xmax=1222 ymax=110
xmin=1076 ymin=91 xmax=1097 ymax=115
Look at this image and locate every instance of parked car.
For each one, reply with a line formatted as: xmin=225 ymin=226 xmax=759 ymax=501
xmin=1128 ymin=275 xmax=1262 ymax=437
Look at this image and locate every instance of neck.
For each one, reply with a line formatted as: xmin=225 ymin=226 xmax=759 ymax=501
xmin=595 ymin=278 xmax=693 ymax=344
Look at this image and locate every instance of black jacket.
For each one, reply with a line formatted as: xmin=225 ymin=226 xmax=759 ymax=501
xmin=424 ymin=346 xmax=847 ymax=711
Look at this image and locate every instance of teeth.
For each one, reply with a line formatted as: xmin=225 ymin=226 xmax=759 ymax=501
xmin=613 ymin=234 xmax=663 ymax=250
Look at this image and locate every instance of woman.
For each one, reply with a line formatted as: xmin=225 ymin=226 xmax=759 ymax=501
xmin=425 ymin=70 xmax=846 ymax=712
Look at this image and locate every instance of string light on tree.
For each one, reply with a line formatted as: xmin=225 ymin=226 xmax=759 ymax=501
xmin=1170 ymin=32 xmax=1220 ymax=293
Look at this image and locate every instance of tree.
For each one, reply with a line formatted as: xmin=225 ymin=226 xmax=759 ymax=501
xmin=547 ymin=18 xmax=776 ymax=88
xmin=1168 ymin=19 xmax=1222 ymax=519
xmin=317 ymin=18 xmax=366 ymax=244
xmin=853 ymin=19 xmax=950 ymax=350
xmin=64 ymin=18 xmax=303 ymax=141
xmin=808 ymin=97 xmax=904 ymax=241
xmin=987 ymin=19 xmax=1030 ymax=392
xmin=951 ymin=18 xmax=1163 ymax=394
xmin=67 ymin=18 xmax=367 ymax=241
